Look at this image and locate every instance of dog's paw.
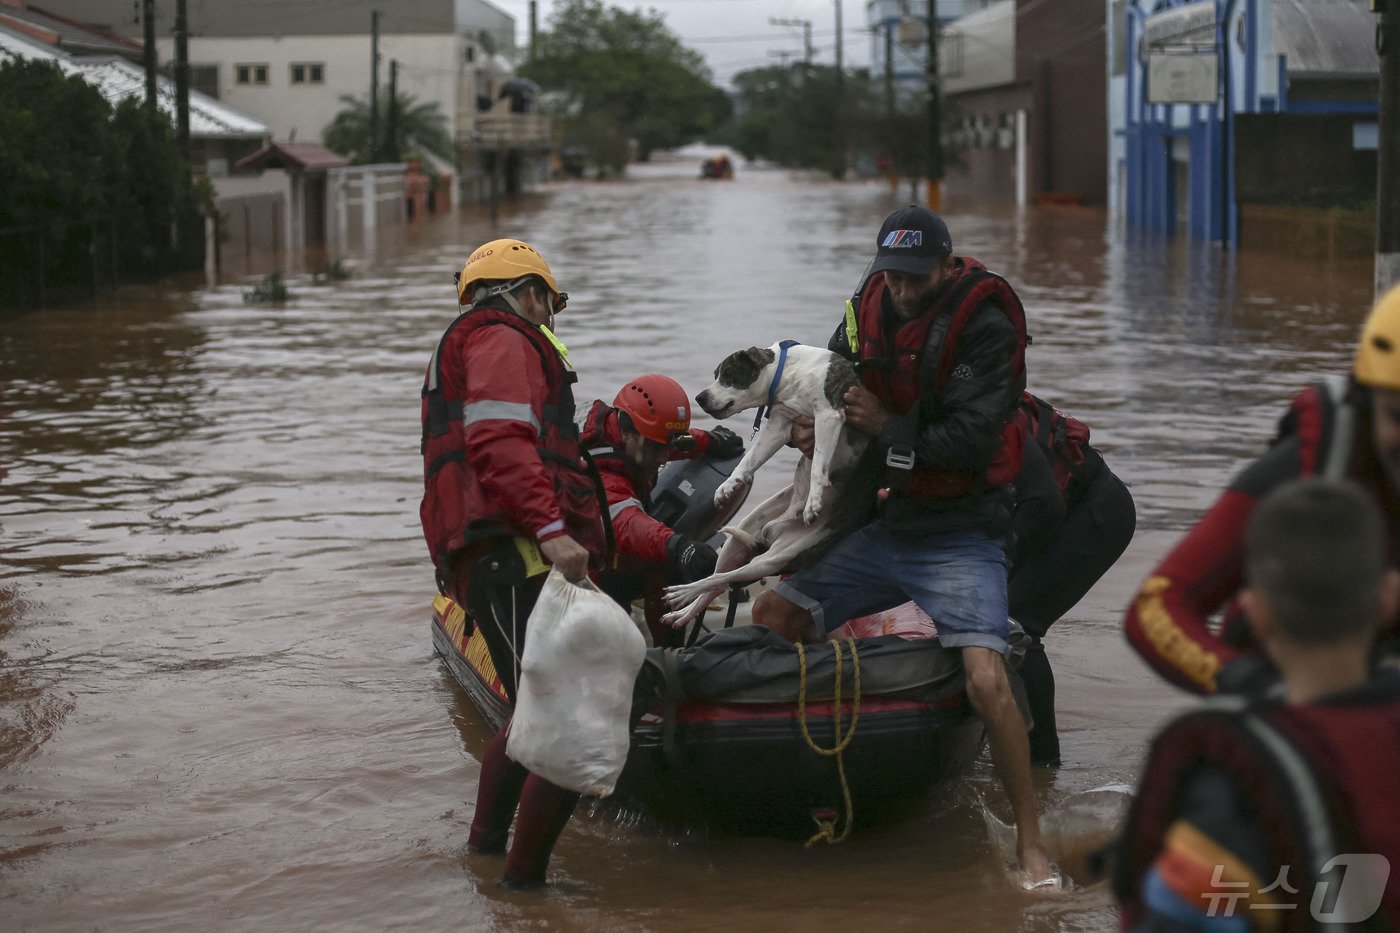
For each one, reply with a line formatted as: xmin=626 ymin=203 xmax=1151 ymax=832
xmin=802 ymin=497 xmax=824 ymax=525
xmin=714 ymin=476 xmax=749 ymax=507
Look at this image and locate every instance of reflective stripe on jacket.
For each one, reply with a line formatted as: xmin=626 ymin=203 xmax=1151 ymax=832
xmin=419 ymin=305 xmax=605 ymax=572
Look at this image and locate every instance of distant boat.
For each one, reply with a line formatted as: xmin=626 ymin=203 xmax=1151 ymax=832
xmin=700 ymin=155 xmax=735 ymax=180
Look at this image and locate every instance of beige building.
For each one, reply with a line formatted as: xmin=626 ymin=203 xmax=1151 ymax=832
xmin=35 ymin=0 xmax=535 ymax=194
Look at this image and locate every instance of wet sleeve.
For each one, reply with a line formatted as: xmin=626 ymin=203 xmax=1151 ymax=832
xmin=1123 ymin=438 xmax=1302 ymax=693
xmin=597 ymin=461 xmax=673 ymax=564
xmin=1132 ymin=768 xmax=1275 ymax=932
xmin=878 ymin=306 xmax=1019 ymax=471
xmin=460 ymin=327 xmax=563 ymax=540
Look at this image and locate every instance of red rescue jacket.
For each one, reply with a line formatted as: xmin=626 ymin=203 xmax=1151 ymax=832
xmin=577 ymin=399 xmax=714 ymax=566
xmin=420 ymin=305 xmax=606 ymax=575
xmin=1114 ymin=679 xmax=1400 ymax=931
xmin=1125 ymin=377 xmax=1400 ymax=692
xmin=854 ymin=260 xmax=1027 ymax=499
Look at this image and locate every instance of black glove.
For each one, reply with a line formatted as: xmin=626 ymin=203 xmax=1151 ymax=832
xmin=666 ymin=534 xmax=718 ymax=583
xmin=706 ymin=426 xmax=744 ymax=460
xmin=1214 ymin=654 xmax=1281 ymax=698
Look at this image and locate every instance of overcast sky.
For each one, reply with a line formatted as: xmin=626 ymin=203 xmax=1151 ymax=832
xmin=490 ymin=0 xmax=877 ymax=86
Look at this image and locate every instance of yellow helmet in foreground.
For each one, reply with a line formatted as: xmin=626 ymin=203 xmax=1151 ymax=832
xmin=1354 ymin=284 xmax=1400 ymax=391
xmin=455 ymin=239 xmax=561 ymax=306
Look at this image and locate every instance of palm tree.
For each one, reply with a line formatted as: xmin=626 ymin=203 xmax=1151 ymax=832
xmin=322 ymin=91 xmax=452 ymax=164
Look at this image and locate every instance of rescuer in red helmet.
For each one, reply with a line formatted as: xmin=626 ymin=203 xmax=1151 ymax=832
xmin=576 ymin=373 xmax=743 ymax=618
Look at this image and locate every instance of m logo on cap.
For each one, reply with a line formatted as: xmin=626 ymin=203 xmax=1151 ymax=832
xmin=881 ymin=230 xmax=924 ymax=249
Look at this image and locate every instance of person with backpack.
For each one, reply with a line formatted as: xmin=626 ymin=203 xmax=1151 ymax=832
xmin=1114 ymin=478 xmax=1400 ymax=930
xmin=1009 ymin=394 xmax=1135 ymax=766
xmin=1124 ymin=284 xmax=1400 ymax=695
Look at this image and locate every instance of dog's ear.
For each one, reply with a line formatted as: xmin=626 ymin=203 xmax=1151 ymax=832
xmin=745 ymin=346 xmax=776 ymax=368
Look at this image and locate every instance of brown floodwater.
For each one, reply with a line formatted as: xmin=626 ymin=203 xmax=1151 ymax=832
xmin=0 ymin=157 xmax=1378 ymax=930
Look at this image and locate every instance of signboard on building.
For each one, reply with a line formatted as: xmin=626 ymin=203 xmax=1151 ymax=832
xmin=1144 ymin=0 xmax=1218 ymax=104
xmin=1148 ymin=51 xmax=1218 ymax=103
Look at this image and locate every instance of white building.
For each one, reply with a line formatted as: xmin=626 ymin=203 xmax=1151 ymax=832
xmin=34 ymin=0 xmax=521 ymax=160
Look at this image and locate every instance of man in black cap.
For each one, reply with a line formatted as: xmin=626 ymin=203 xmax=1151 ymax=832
xmin=753 ymin=204 xmax=1055 ymax=885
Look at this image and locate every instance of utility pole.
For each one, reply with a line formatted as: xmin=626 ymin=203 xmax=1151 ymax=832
xmin=1378 ymin=0 xmax=1400 ymax=297
xmin=386 ymin=59 xmax=399 ymax=162
xmin=174 ymin=0 xmax=190 ymax=160
xmin=369 ymin=10 xmax=381 ymax=163
xmin=884 ymin=22 xmax=895 ymax=117
xmin=925 ymin=0 xmax=942 ymax=210
xmin=529 ymin=0 xmax=538 ymax=63
xmin=834 ymin=0 xmax=843 ymax=80
xmin=142 ymin=0 xmax=157 ymax=114
xmin=770 ymin=18 xmax=813 ymax=66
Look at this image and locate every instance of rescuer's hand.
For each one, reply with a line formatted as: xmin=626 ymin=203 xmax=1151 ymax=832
xmin=666 ymin=534 xmax=718 ymax=583
xmin=705 ymin=426 xmax=744 ymax=460
xmin=843 ymin=384 xmax=889 ymax=436
xmin=540 ymin=534 xmax=590 ymax=583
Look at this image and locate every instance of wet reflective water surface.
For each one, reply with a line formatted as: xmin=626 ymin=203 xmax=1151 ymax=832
xmin=0 ymin=160 xmax=1376 ymax=930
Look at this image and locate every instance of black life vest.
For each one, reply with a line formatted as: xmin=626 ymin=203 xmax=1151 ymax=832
xmin=1114 ymin=684 xmax=1400 ymax=931
xmin=852 ymin=260 xmax=1028 ymax=498
xmin=419 ymin=305 xmax=606 ymax=573
xmin=1016 ymin=392 xmax=1104 ymax=505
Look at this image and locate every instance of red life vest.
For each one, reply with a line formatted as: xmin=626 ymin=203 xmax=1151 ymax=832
xmin=1113 ymin=686 xmax=1400 ymax=931
xmin=1016 ymin=392 xmax=1103 ymax=504
xmin=854 ymin=260 xmax=1027 ymax=498
xmin=419 ymin=306 xmax=606 ymax=571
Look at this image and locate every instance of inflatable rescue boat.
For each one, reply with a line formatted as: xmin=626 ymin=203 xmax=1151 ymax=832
xmin=431 ymin=452 xmax=1010 ymax=836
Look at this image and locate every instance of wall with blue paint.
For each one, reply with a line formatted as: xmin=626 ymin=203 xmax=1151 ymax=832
xmin=1107 ymin=0 xmax=1378 ymax=246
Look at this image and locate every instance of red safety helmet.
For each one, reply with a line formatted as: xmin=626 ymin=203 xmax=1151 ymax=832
xmin=613 ymin=374 xmax=691 ymax=446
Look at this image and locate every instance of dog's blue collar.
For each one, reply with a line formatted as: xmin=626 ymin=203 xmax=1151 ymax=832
xmin=752 ymin=340 xmax=801 ymax=433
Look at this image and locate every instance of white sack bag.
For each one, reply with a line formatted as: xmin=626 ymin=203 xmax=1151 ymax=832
xmin=505 ymin=567 xmax=647 ymax=796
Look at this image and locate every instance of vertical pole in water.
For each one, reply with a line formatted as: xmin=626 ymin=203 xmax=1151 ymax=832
xmin=369 ymin=10 xmax=381 ymax=163
xmin=1377 ymin=1 xmax=1400 ymax=296
xmin=174 ymin=0 xmax=190 ymax=159
xmin=926 ymin=0 xmax=942 ymax=211
xmin=142 ymin=0 xmax=157 ymax=114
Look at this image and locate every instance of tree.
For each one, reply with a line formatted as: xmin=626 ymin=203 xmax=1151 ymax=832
xmin=323 ymin=91 xmax=452 ymax=164
xmin=523 ymin=0 xmax=730 ymax=173
xmin=0 ymin=58 xmax=199 ymax=307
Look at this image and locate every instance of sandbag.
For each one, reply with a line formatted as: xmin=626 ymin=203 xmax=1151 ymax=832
xmin=506 ymin=568 xmax=646 ymax=796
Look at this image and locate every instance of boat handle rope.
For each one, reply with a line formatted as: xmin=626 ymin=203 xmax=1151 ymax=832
xmin=795 ymin=637 xmax=861 ymax=847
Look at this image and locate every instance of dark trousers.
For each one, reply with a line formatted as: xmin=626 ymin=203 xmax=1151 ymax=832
xmin=1009 ymin=471 xmax=1136 ymax=764
xmin=451 ymin=549 xmax=581 ymax=886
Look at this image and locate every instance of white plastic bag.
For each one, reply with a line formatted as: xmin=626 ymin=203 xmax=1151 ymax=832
xmin=505 ymin=568 xmax=647 ymax=796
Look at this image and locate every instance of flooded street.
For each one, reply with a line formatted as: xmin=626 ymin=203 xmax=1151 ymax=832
xmin=0 ymin=160 xmax=1378 ymax=930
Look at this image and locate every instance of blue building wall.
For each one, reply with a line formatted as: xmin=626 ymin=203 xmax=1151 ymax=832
xmin=1110 ymin=0 xmax=1377 ymax=246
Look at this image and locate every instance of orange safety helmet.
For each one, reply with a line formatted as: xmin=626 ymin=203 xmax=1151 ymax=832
xmin=613 ymin=374 xmax=691 ymax=446
xmin=454 ymin=238 xmax=564 ymax=307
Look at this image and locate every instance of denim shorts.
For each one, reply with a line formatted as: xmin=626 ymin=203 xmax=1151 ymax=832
xmin=773 ymin=522 xmax=1011 ymax=655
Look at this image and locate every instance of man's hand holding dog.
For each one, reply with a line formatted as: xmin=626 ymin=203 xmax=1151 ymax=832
xmin=842 ymin=385 xmax=888 ymax=436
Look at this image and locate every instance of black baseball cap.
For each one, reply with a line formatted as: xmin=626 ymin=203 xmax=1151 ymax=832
xmin=868 ymin=205 xmax=953 ymax=276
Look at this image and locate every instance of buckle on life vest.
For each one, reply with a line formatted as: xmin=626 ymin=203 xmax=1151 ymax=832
xmin=885 ymin=446 xmax=915 ymax=470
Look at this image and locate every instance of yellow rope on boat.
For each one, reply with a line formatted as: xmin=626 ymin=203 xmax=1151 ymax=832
xmin=796 ymin=637 xmax=861 ymax=847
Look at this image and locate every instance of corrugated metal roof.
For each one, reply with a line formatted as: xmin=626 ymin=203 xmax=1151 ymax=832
xmin=0 ymin=25 xmax=267 ymax=138
xmin=0 ymin=3 xmax=140 ymax=56
xmin=1272 ymin=0 xmax=1379 ymax=77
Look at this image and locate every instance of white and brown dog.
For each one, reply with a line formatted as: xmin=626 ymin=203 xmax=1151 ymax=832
xmin=661 ymin=342 xmax=875 ymax=628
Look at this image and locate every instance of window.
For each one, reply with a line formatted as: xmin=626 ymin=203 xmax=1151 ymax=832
xmin=290 ymin=62 xmax=325 ymax=84
xmin=191 ymin=63 xmax=219 ymax=98
xmin=235 ymin=63 xmax=268 ymax=85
